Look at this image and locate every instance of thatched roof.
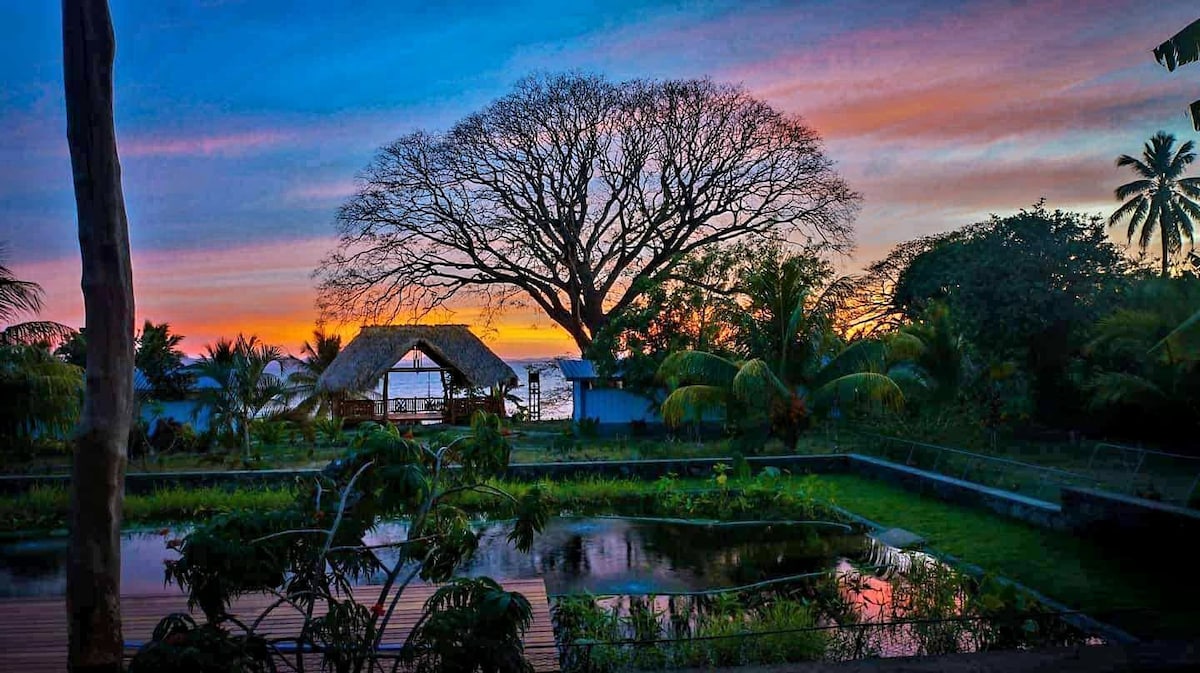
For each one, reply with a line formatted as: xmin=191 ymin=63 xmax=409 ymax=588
xmin=317 ymin=325 xmax=517 ymax=394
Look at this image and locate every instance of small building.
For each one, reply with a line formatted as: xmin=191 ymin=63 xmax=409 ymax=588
xmin=559 ymin=359 xmax=663 ymax=428
xmin=318 ymin=325 xmax=517 ymax=425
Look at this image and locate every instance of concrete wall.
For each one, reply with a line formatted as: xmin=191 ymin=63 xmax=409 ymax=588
xmin=1060 ymin=486 xmax=1200 ymax=542
xmin=847 ymin=455 xmax=1066 ymax=530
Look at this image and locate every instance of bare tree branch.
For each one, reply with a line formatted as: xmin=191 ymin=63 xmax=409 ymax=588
xmin=318 ymin=73 xmax=859 ymax=353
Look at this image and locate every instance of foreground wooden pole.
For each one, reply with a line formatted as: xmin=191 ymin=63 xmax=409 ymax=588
xmin=63 ymin=1 xmax=135 ymax=670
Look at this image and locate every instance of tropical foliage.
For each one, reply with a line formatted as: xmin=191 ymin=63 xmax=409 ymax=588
xmin=1109 ymin=132 xmax=1200 ymax=276
xmin=0 ymin=245 xmax=71 ymax=347
xmin=191 ymin=334 xmax=290 ymax=455
xmin=1077 ymin=276 xmax=1200 ymax=440
xmin=286 ymin=328 xmax=342 ymax=419
xmin=0 ymin=344 xmax=83 ymax=453
xmin=656 ymin=246 xmax=903 ymax=445
xmin=136 ymin=321 xmax=192 ymax=399
xmin=135 ymin=412 xmax=547 ymax=673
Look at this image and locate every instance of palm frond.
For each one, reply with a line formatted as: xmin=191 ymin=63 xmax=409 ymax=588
xmin=0 ymin=344 xmax=83 ymax=441
xmin=0 ymin=320 xmax=75 ymax=347
xmin=1085 ymin=371 xmax=1166 ymax=409
xmin=812 ymin=339 xmax=887 ymax=388
xmin=1140 ymin=196 xmax=1162 ymax=250
xmin=1179 ymin=177 xmax=1200 ymax=198
xmin=885 ymin=361 xmax=932 ymax=397
xmin=1154 ymin=18 xmax=1200 ymax=71
xmin=1152 ymin=306 xmax=1200 ymax=354
xmin=885 ymin=332 xmax=926 ymax=363
xmin=808 ymin=372 xmax=905 ymax=414
xmin=660 ymin=384 xmax=729 ymax=426
xmin=1116 ymin=154 xmax=1157 ymax=179
xmin=656 ymin=350 xmax=739 ymax=388
xmin=730 ymin=358 xmax=790 ymax=404
xmin=1115 ymin=179 xmax=1153 ymax=201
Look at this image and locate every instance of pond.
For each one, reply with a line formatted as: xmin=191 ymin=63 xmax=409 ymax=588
xmin=0 ymin=516 xmax=867 ymax=599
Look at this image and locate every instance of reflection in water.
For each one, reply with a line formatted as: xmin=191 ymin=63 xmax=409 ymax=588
xmin=0 ymin=518 xmax=862 ymax=599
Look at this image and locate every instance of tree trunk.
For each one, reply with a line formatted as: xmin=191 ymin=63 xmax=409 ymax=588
xmin=1163 ymin=229 xmax=1171 ymax=278
xmin=63 ymin=2 xmax=135 ymax=671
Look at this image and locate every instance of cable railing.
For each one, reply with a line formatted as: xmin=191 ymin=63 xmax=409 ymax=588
xmin=547 ymin=608 xmax=1111 ymax=671
xmin=833 ymin=431 xmax=1200 ymax=506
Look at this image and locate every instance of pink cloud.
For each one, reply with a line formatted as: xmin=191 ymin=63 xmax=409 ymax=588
xmin=284 ymin=179 xmax=359 ymax=203
xmin=122 ymin=129 xmax=292 ymax=157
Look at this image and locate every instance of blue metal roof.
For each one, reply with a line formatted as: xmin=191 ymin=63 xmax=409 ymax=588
xmin=558 ymin=359 xmax=598 ymax=381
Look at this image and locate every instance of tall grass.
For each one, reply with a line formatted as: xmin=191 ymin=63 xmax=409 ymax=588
xmin=0 ymin=485 xmax=295 ymax=533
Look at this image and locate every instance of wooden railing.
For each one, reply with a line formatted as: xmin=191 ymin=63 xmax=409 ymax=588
xmin=334 ymin=396 xmax=501 ymax=424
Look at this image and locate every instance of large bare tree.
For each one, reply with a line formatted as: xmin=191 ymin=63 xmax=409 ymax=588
xmin=318 ymin=73 xmax=858 ymax=353
xmin=63 ymin=1 xmax=135 ymax=670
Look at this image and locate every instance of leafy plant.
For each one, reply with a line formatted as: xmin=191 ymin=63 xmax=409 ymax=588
xmin=314 ymin=416 xmax=346 ymax=447
xmin=138 ymin=411 xmax=548 ymax=673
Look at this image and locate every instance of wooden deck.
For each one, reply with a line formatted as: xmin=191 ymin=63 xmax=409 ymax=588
xmin=0 ymin=579 xmax=558 ymax=672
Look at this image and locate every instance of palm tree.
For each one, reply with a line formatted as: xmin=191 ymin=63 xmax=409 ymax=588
xmin=192 ymin=334 xmax=289 ymax=456
xmin=0 ymin=343 xmax=84 ymax=452
xmin=1109 ymin=132 xmax=1200 ymax=277
xmin=885 ymin=302 xmax=968 ymax=403
xmin=1083 ymin=277 xmax=1200 ymax=435
xmin=136 ymin=320 xmax=192 ymax=399
xmin=287 ymin=328 xmax=342 ymax=418
xmin=658 ymin=250 xmax=903 ymax=445
xmin=0 ymin=244 xmax=72 ymax=346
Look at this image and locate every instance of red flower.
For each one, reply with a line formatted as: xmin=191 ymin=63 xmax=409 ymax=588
xmin=157 ymin=528 xmax=171 ymax=537
xmin=166 ymin=538 xmax=184 ymax=550
xmin=314 ymin=510 xmax=326 ymax=521
xmin=370 ymin=603 xmax=386 ymax=617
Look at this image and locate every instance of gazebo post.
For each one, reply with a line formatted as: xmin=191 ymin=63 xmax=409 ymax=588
xmin=381 ymin=368 xmax=389 ymax=423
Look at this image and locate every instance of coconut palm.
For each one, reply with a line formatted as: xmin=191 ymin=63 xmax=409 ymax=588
xmin=0 ymin=343 xmax=83 ymax=452
xmin=192 ymin=334 xmax=289 ymax=456
xmin=1109 ymin=132 xmax=1200 ymax=277
xmin=287 ymin=328 xmax=342 ymax=418
xmin=1082 ymin=277 xmax=1200 ymax=432
xmin=658 ymin=252 xmax=903 ymax=445
xmin=1 ymin=245 xmax=72 ymax=346
xmin=885 ymin=302 xmax=968 ymax=402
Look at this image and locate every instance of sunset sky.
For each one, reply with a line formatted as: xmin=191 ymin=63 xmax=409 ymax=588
xmin=3 ymin=0 xmax=1197 ymax=358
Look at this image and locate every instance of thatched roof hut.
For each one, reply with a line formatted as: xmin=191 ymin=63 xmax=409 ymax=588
xmin=317 ymin=325 xmax=517 ymax=395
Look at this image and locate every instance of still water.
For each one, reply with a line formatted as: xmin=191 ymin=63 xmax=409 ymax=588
xmin=0 ymin=517 xmax=867 ymax=598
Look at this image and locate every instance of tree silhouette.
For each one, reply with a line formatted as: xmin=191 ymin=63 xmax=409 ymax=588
xmin=1109 ymin=132 xmax=1200 ymax=277
xmin=0 ymin=244 xmax=72 ymax=346
xmin=319 ymin=73 xmax=858 ymax=353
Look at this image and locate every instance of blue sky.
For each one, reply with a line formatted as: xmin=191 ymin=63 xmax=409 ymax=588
xmin=2 ymin=0 xmax=1198 ymax=356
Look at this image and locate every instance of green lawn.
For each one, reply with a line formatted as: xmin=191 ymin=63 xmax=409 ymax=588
xmin=821 ymin=473 xmax=1197 ymax=638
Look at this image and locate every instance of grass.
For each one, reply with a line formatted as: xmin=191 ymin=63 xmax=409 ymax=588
xmin=0 ymin=485 xmax=296 ymax=534
xmin=820 ymin=473 xmax=1198 ymax=638
xmin=2 ymin=467 xmax=1194 ymax=640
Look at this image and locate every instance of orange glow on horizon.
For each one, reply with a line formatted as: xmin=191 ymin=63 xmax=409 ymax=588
xmin=11 ymin=242 xmax=581 ymax=361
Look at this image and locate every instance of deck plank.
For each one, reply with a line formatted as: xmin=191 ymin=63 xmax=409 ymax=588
xmin=0 ymin=579 xmax=558 ymax=672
